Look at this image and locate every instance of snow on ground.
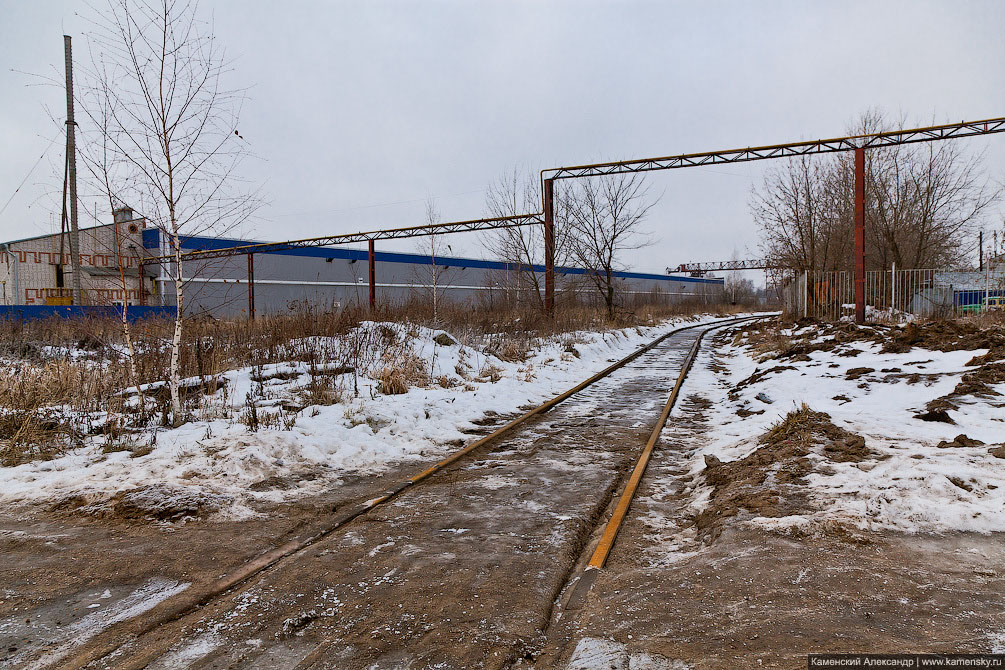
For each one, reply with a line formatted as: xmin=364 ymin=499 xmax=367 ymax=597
xmin=565 ymin=636 xmax=688 ymax=670
xmin=674 ymin=322 xmax=1005 ymax=534
xmin=3 ymin=577 xmax=189 ymax=670
xmin=0 ymin=315 xmax=735 ymax=516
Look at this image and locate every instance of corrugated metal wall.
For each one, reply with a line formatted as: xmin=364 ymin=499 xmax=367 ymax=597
xmin=143 ymin=231 xmax=724 ymax=318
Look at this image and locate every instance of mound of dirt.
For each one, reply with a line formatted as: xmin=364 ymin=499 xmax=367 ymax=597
xmin=110 ymin=485 xmax=231 ymax=521
xmin=693 ymin=406 xmax=872 ymax=544
xmin=936 ymin=434 xmax=985 ymax=449
xmin=881 ymin=320 xmax=1005 ymax=355
xmin=914 ymin=408 xmax=956 ymax=424
xmin=729 ymin=365 xmax=796 ymax=399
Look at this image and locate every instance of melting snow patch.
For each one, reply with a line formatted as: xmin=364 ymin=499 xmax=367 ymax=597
xmin=566 ymin=637 xmax=691 ymax=670
xmin=146 ymin=632 xmax=224 ymax=669
xmin=16 ymin=577 xmax=189 ymax=670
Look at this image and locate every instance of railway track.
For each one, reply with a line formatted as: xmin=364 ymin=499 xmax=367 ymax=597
xmin=28 ymin=314 xmax=760 ymax=670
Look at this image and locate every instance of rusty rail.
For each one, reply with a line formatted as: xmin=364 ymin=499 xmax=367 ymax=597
xmin=564 ymin=316 xmax=757 ymax=608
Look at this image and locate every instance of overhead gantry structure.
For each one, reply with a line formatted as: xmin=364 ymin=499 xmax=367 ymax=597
xmin=152 ymin=117 xmax=1005 ymax=322
xmin=539 ymin=117 xmax=1005 ymax=321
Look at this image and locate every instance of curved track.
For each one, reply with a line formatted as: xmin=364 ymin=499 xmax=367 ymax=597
xmin=28 ymin=315 xmax=758 ymax=670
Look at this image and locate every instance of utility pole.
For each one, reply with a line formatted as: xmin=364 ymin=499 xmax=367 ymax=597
xmin=64 ymin=35 xmax=82 ymax=305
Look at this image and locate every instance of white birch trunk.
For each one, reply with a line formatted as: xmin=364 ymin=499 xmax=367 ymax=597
xmin=168 ymin=225 xmax=184 ymax=425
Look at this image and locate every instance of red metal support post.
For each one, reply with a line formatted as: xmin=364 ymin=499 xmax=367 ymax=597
xmin=368 ymin=239 xmax=376 ymax=309
xmin=854 ymin=147 xmax=866 ymax=324
xmin=137 ymin=260 xmax=145 ymax=306
xmin=543 ymin=178 xmax=555 ymax=316
xmin=247 ymin=252 xmax=256 ymax=321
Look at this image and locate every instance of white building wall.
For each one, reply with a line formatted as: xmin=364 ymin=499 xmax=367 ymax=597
xmin=0 ymin=217 xmax=153 ymax=306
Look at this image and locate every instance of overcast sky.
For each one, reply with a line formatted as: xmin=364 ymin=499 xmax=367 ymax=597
xmin=2 ymin=0 xmax=1004 ymax=277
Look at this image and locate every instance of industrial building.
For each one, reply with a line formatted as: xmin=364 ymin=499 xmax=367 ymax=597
xmin=1 ymin=208 xmax=724 ymax=318
xmin=0 ymin=208 xmax=154 ymax=308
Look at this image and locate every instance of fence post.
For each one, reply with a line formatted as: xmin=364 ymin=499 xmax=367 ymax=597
xmin=854 ymin=147 xmax=866 ymax=324
xmin=891 ymin=262 xmax=896 ymax=314
xmin=986 ymin=261 xmax=991 ymax=311
xmin=803 ymin=270 xmax=809 ymax=319
xmin=138 ymin=260 xmax=146 ymax=306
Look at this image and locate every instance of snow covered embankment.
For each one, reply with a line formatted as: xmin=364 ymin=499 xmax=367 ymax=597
xmin=0 ymin=316 xmax=726 ymax=517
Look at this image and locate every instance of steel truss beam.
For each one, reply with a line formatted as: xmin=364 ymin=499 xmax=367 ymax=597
xmin=150 ymin=213 xmax=543 ymax=264
xmin=543 ymin=117 xmax=1005 ymax=180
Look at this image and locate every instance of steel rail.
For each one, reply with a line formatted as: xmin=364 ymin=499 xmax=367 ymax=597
xmin=53 ymin=314 xmax=758 ymax=670
xmin=564 ymin=316 xmax=756 ymax=608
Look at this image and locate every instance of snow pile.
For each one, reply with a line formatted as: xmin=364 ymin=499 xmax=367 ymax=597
xmin=0 ymin=316 xmax=726 ymax=517
xmin=679 ymin=324 xmax=1005 ymax=535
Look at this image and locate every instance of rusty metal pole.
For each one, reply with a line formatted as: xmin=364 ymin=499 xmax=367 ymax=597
xmin=247 ymin=253 xmax=255 ymax=321
xmin=368 ymin=240 xmax=376 ymax=309
xmin=543 ymin=178 xmax=555 ymax=316
xmin=854 ymin=147 xmax=866 ymax=324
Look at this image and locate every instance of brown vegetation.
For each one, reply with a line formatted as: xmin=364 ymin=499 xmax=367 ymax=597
xmin=0 ymin=299 xmax=746 ymax=466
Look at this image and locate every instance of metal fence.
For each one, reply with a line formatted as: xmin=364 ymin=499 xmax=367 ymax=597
xmin=787 ymin=267 xmax=1005 ymax=321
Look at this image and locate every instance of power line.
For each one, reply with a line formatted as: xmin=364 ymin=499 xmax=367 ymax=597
xmin=0 ymin=135 xmax=59 ymax=219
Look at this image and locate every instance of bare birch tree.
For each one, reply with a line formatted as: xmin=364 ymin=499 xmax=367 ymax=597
xmin=412 ymin=198 xmax=454 ymax=323
xmin=566 ymin=173 xmax=656 ymax=319
xmin=81 ymin=0 xmax=257 ymax=425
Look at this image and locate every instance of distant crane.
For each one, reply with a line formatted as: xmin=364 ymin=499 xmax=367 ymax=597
xmin=667 ymin=260 xmax=779 ymax=277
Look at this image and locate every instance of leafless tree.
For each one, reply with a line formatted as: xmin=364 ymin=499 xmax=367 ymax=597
xmin=482 ymin=168 xmax=576 ymax=309
xmin=80 ymin=0 xmax=258 ymax=425
xmin=74 ymin=89 xmax=146 ymax=410
xmin=412 ymin=198 xmax=455 ymax=323
xmin=566 ymin=172 xmax=656 ymax=319
xmin=754 ymin=111 xmax=1000 ymax=272
xmin=752 ymin=156 xmax=852 ymax=272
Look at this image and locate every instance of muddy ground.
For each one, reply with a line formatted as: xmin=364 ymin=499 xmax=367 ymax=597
xmin=1 ymin=324 xmax=708 ymax=669
xmin=2 ymin=319 xmax=1004 ymax=669
xmin=541 ymin=408 xmax=1005 ymax=668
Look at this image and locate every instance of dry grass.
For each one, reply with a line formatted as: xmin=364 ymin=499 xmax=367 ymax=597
xmin=376 ymin=351 xmax=429 ymax=395
xmin=0 ymin=298 xmax=748 ymax=465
